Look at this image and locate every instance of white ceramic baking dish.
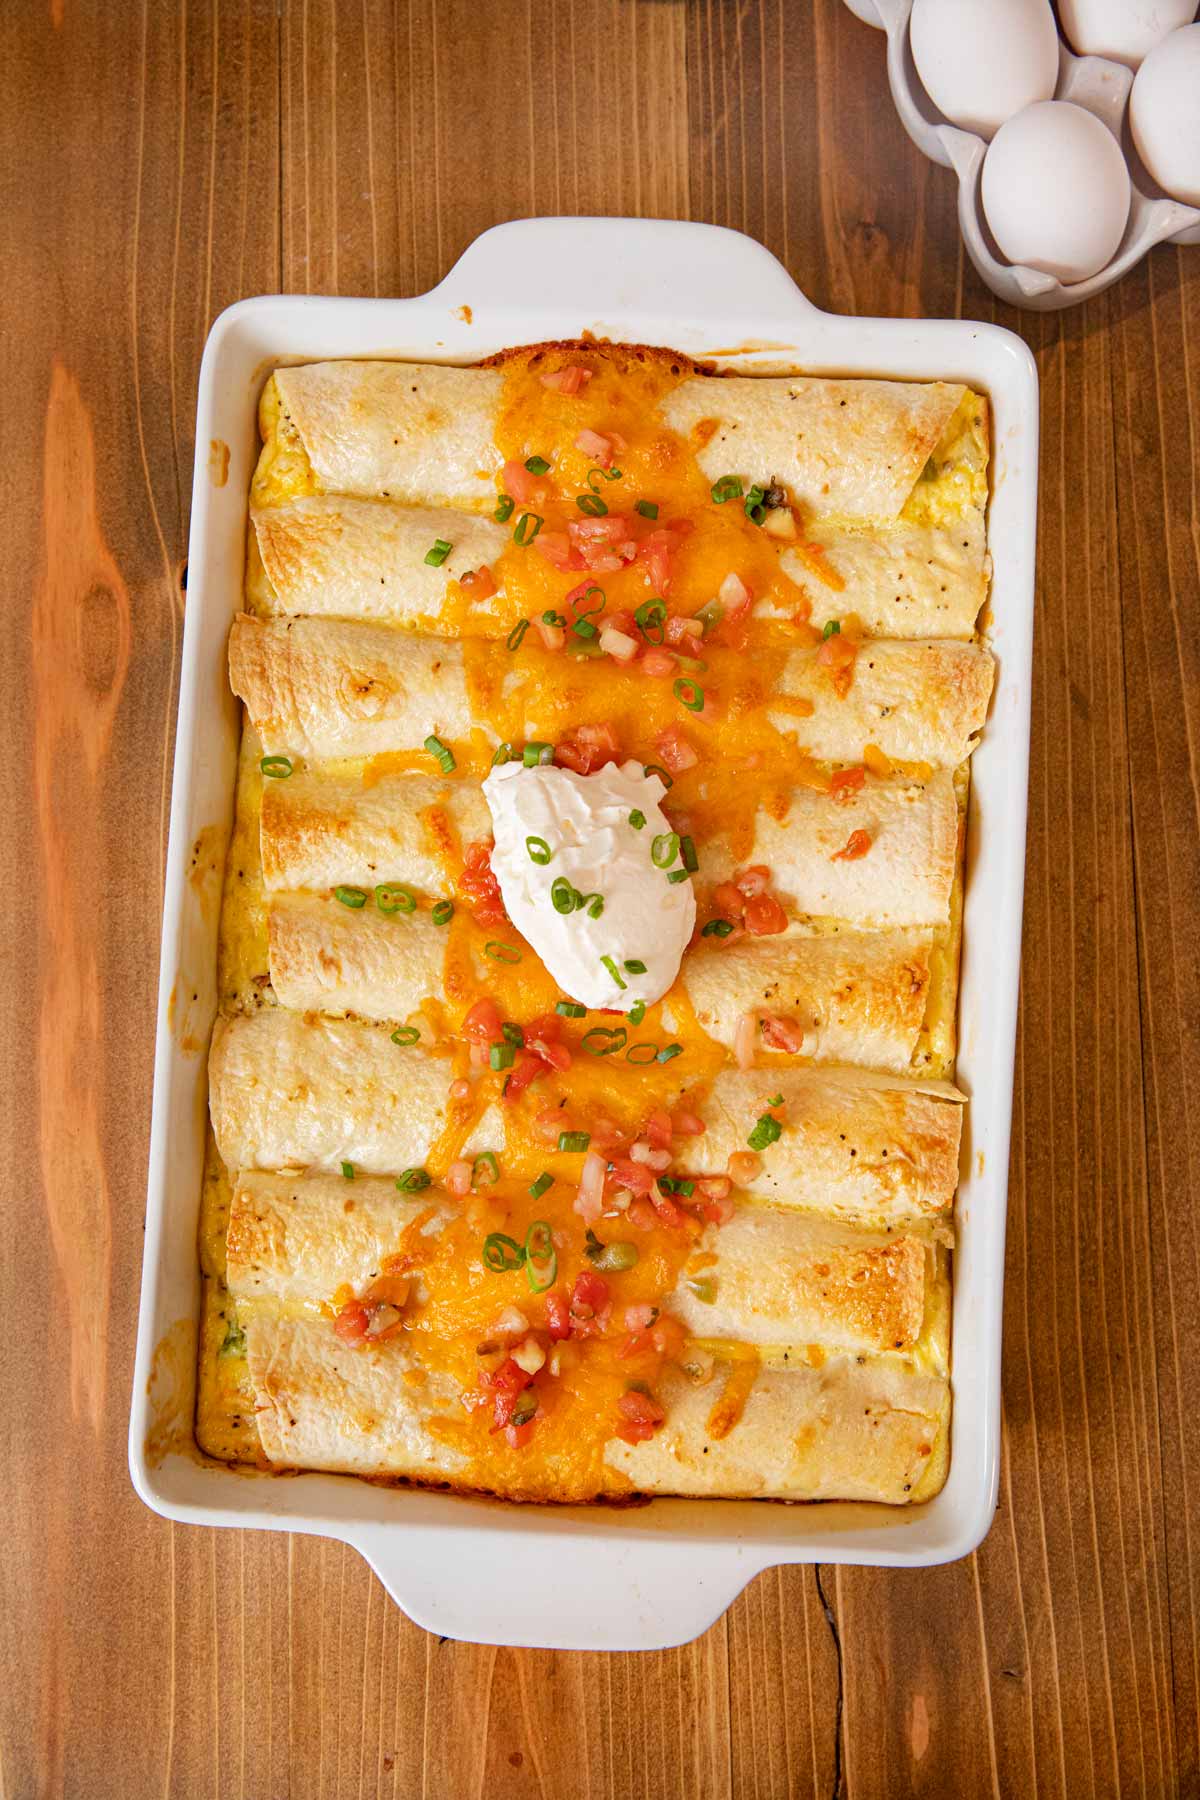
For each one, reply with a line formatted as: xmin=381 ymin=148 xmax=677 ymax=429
xmin=129 ymin=216 xmax=1038 ymax=1652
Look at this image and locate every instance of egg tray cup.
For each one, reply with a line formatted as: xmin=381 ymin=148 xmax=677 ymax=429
xmin=844 ymin=0 xmax=1199 ymax=310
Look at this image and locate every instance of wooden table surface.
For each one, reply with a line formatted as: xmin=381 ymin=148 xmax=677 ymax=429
xmin=4 ymin=1 xmax=1198 ymax=1795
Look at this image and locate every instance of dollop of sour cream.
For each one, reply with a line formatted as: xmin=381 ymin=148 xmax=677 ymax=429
xmin=482 ymin=760 xmax=696 ymax=1012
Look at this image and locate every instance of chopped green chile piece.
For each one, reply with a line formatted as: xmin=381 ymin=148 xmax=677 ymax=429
xmin=472 ymin=1151 xmax=500 ymax=1189
xmin=431 ymin=900 xmax=454 ymax=926
xmin=375 ymin=883 xmax=416 ymax=914
xmin=259 ymin=755 xmax=293 ymax=779
xmin=556 ymin=1000 xmax=587 ymax=1018
xmin=334 ymin=885 xmax=368 ymax=909
xmin=396 ymin=1167 xmax=432 ymax=1192
xmin=483 ymin=1232 xmax=525 ymax=1273
xmin=424 ymin=538 xmax=453 ymax=567
xmin=701 ymin=918 xmax=734 ymax=939
xmin=585 ymin=1233 xmax=639 ymax=1273
xmin=390 ymin=1024 xmax=421 ymax=1046
xmin=747 ymin=1113 xmax=783 ymax=1150
xmin=558 ymin=1130 xmax=591 ymax=1154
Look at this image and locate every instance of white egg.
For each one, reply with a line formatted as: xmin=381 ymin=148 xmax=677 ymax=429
xmin=910 ymin=0 xmax=1059 ymax=139
xmin=1058 ymin=0 xmax=1196 ymax=70
xmin=1130 ymin=24 xmax=1200 ymax=204
xmin=982 ymin=101 xmax=1131 ymax=282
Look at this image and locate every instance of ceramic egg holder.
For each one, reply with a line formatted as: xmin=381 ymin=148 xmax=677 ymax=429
xmin=845 ymin=0 xmax=1199 ymax=310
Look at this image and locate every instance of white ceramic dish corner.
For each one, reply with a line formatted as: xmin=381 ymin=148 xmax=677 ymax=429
xmin=846 ymin=0 xmax=1200 ymax=309
xmin=129 ymin=216 xmax=1038 ymax=1652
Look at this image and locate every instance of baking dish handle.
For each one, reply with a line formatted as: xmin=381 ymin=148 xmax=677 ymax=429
xmin=428 ymin=216 xmax=820 ymax=325
xmin=353 ymin=1521 xmax=756 ymax=1652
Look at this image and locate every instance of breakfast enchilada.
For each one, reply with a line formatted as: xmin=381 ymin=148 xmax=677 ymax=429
xmin=199 ymin=340 xmax=991 ymax=1503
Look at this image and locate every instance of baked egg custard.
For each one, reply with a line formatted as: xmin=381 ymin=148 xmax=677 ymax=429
xmin=198 ymin=343 xmax=992 ymax=1503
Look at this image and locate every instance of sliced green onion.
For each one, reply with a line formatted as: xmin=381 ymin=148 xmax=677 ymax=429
xmin=711 ymin=475 xmax=743 ymax=504
xmin=581 ymin=893 xmax=604 ymax=919
xmin=524 ymin=1218 xmax=557 ymax=1293
xmin=529 ymin=1173 xmax=554 ymax=1202
xmin=541 ymin=609 xmax=566 ymax=627
xmin=489 ymin=1042 xmax=515 ymax=1071
xmin=396 ymin=1167 xmax=432 ymax=1191
xmin=628 ymin=1000 xmax=646 ymax=1027
xmin=523 ymin=741 xmax=553 ymax=767
xmin=525 ymin=454 xmax=550 ymax=475
xmin=688 ymin=1277 xmax=717 ymax=1304
xmin=334 ymin=885 xmax=368 ymax=909
xmin=585 ymin=1232 xmax=639 ymax=1273
xmin=629 ymin=809 xmax=646 ymax=830
xmin=766 ymin=1093 xmax=783 ymax=1107
xmin=679 ymin=835 xmax=698 ymax=873
xmin=571 ymin=584 xmax=606 ymax=619
xmin=582 ymin=1026 xmax=627 ymax=1056
xmin=747 ymin=1113 xmax=783 ymax=1150
xmin=485 ymin=941 xmax=522 ymax=964
xmin=483 ymin=1232 xmax=525 ymax=1273
xmin=494 ymin=494 xmax=515 ymax=523
xmin=259 ymin=755 xmax=293 ymax=779
xmin=673 ymin=677 xmax=704 ymax=713
xmin=424 ymin=733 xmax=456 ymax=773
xmin=623 ymin=959 xmax=647 ymax=974
xmin=506 ymin=618 xmax=530 ymax=651
xmin=492 ymin=741 xmax=515 ymax=765
xmin=341 ymin=1161 xmax=355 ymax=1180
xmin=642 ymin=761 xmax=673 ymax=788
xmin=658 ymin=1176 xmax=695 ymax=1196
xmin=551 ymin=878 xmax=579 ymax=915
xmin=667 ymin=869 xmax=690 ymax=884
xmin=600 ymin=954 xmax=627 ymax=991
xmin=651 ymin=831 xmax=680 ymax=869
xmin=556 ymin=1000 xmax=587 ymax=1017
xmin=472 ymin=1151 xmax=500 ymax=1189
xmin=375 ymin=883 xmax=416 ymax=914
xmin=822 ymin=619 xmax=841 ymax=639
xmin=693 ymin=598 xmax=724 ymax=636
xmin=744 ymin=483 xmax=767 ymax=525
xmin=572 ymin=618 xmax=598 ymax=640
xmin=431 ymin=900 xmax=454 ymax=926
xmin=701 ymin=918 xmax=734 ymax=939
xmin=634 ymin=599 xmax=667 ymax=644
xmin=526 ymin=835 xmax=552 ymax=865
xmin=635 ymin=500 xmax=659 ymax=519
xmin=587 ymin=465 xmax=623 ymax=489
xmin=219 ymin=1320 xmax=246 ymax=1359
xmin=576 ymin=493 xmax=608 ymax=516
xmin=558 ymin=1131 xmax=590 ymax=1153
xmin=624 ymin=1042 xmax=658 ymax=1065
xmin=676 ymin=654 xmax=709 ymax=674
xmin=501 ymin=1022 xmax=525 ymax=1047
xmin=657 ymin=1043 xmax=683 ymax=1063
xmin=514 ymin=512 xmax=544 ymax=546
xmin=390 ymin=1024 xmax=421 ymax=1046
xmin=424 ymin=538 xmax=453 ymax=567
